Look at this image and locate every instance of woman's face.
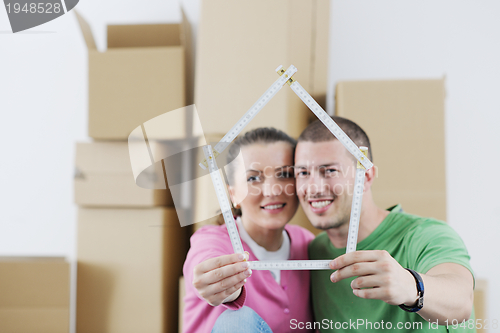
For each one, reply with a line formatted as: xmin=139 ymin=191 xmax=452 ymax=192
xmin=229 ymin=141 xmax=299 ymax=230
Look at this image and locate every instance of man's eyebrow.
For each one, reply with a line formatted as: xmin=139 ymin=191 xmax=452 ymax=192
xmin=245 ymin=169 xmax=262 ymax=173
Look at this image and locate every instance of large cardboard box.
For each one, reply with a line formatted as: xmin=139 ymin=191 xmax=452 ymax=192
xmin=178 ymin=276 xmax=185 ymax=333
xmin=75 ymin=12 xmax=188 ymax=140
xmin=336 ymin=79 xmax=446 ymax=221
xmin=77 ymin=207 xmax=188 ymax=333
xmin=75 ymin=141 xmax=174 ymax=207
xmin=474 ymin=279 xmax=487 ymax=332
xmin=195 ymin=0 xmax=330 ymax=138
xmin=0 ymin=257 xmax=70 ymax=333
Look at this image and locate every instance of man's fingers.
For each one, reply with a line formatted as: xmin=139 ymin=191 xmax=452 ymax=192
xmin=330 ymin=262 xmax=378 ymax=283
xmin=350 ymin=274 xmax=384 ymax=289
xmin=195 ymin=253 xmax=247 ymax=275
xmin=330 ymin=250 xmax=390 ymax=270
xmin=352 ymin=287 xmax=385 ymax=300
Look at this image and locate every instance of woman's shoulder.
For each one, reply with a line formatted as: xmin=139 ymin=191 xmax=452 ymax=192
xmin=191 ymin=224 xmax=229 ymax=242
xmin=186 ymin=224 xmax=233 ymax=263
xmin=284 ymin=224 xmax=315 ymax=243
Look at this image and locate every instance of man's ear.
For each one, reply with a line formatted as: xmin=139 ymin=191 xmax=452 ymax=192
xmin=363 ymin=164 xmax=378 ymax=192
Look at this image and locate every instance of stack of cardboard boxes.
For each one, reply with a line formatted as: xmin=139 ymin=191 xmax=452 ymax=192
xmin=74 ymin=12 xmax=190 ymax=333
xmin=0 ymin=257 xmax=70 ymax=333
xmin=192 ymin=0 xmax=331 ymax=236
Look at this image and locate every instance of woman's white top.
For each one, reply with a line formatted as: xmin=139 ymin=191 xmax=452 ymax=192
xmin=236 ymin=216 xmax=290 ymax=284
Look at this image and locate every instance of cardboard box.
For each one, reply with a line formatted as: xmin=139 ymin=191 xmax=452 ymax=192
xmin=194 ymin=0 xmax=330 ymax=138
xmin=75 ymin=11 xmax=188 ymax=140
xmin=336 ymin=79 xmax=447 ymax=221
xmin=0 ymin=257 xmax=70 ymax=333
xmin=178 ymin=276 xmax=185 ymax=333
xmin=474 ymin=279 xmax=487 ymax=331
xmin=75 ymin=141 xmax=176 ymax=207
xmin=77 ymin=207 xmax=189 ymax=333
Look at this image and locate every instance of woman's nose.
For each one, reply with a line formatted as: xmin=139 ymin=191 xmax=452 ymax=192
xmin=262 ymin=178 xmax=282 ymax=197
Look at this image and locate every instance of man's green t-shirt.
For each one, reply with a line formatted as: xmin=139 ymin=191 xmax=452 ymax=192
xmin=309 ymin=205 xmax=475 ymax=332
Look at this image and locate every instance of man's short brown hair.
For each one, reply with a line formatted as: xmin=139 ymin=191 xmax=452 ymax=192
xmin=298 ymin=116 xmax=373 ymax=162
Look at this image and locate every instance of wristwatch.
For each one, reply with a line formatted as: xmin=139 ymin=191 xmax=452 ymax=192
xmin=398 ymin=268 xmax=424 ymax=312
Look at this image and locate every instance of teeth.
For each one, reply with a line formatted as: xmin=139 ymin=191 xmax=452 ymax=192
xmin=262 ymin=204 xmax=285 ymax=210
xmin=310 ymin=200 xmax=332 ymax=208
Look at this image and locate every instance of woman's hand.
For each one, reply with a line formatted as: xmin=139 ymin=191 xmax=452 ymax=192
xmin=192 ymin=252 xmax=252 ymax=306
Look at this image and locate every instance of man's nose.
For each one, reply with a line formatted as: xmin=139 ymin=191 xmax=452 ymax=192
xmin=305 ymin=171 xmax=327 ymax=196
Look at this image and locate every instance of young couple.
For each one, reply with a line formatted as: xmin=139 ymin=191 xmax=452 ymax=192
xmin=183 ymin=117 xmax=475 ymax=333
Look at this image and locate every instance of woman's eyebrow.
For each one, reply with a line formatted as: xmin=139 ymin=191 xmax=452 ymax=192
xmin=245 ymin=169 xmax=262 ymax=173
xmin=275 ymin=165 xmax=294 ymax=170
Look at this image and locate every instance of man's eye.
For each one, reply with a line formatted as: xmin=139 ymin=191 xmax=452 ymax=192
xmin=325 ymin=169 xmax=338 ymax=176
xmin=295 ymin=171 xmax=309 ymax=177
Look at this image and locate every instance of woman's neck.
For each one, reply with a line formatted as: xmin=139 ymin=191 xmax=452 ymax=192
xmin=240 ymin=216 xmax=284 ymax=251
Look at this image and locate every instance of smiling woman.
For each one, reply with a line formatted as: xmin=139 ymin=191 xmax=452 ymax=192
xmin=182 ymin=127 xmax=316 ymax=333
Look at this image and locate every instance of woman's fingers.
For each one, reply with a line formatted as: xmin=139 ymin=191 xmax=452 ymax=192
xmin=194 ymin=253 xmax=247 ymax=275
xmin=207 ymin=261 xmax=250 ymax=284
xmin=208 ymin=274 xmax=250 ymax=306
xmin=201 ymin=267 xmax=252 ymax=299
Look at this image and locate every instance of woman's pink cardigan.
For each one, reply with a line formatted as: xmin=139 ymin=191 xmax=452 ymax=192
xmin=182 ymin=223 xmax=315 ymax=333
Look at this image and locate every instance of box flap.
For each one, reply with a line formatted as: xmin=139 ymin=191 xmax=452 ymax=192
xmin=107 ymin=24 xmax=181 ymax=48
xmin=74 ymin=10 xmax=97 ymax=50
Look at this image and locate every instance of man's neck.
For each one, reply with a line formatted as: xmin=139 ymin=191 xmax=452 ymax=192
xmin=326 ymin=196 xmax=389 ymax=249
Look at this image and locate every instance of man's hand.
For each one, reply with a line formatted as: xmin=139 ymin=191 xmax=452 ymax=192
xmin=329 ymin=250 xmax=418 ymax=306
xmin=329 ymin=251 xmax=474 ymax=323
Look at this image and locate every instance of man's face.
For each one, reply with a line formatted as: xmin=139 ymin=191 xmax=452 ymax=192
xmin=294 ymin=140 xmax=357 ymax=230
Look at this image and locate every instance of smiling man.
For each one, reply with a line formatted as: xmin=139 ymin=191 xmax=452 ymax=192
xmin=294 ymin=116 xmax=475 ymax=332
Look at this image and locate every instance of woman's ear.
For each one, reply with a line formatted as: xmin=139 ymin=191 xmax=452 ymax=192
xmin=227 ymin=186 xmax=241 ymax=209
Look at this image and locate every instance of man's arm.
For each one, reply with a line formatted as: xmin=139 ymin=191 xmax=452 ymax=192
xmin=418 ymin=262 xmax=474 ymax=323
xmin=330 ymin=250 xmax=474 ymax=324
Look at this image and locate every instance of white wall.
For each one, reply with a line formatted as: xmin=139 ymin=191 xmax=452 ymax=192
xmin=327 ymin=1 xmax=500 ymax=323
xmin=1 ymin=0 xmax=498 ymax=330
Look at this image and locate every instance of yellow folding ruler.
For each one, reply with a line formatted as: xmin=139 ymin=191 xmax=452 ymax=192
xmin=201 ymin=65 xmax=373 ymax=270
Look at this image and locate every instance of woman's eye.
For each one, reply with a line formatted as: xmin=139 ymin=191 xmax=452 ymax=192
xmin=247 ymin=175 xmax=262 ymax=183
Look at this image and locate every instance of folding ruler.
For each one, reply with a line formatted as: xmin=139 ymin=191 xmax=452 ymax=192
xmin=200 ymin=65 xmax=373 ymax=270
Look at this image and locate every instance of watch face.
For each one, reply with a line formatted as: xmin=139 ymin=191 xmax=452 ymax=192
xmin=417 ymin=297 xmax=424 ymax=308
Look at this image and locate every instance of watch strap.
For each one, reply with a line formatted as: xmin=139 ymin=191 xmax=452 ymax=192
xmin=398 ymin=268 xmax=424 ymax=312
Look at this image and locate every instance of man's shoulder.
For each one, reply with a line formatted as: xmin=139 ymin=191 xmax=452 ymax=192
xmin=390 ymin=209 xmax=450 ymax=235
xmin=308 ymin=232 xmax=333 ymax=258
